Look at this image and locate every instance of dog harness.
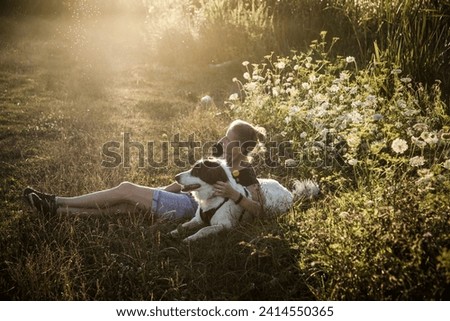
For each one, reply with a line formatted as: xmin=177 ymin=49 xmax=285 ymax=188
xmin=199 ymin=188 xmax=250 ymax=225
xmin=199 ymin=165 xmax=256 ymax=225
xmin=200 ymin=198 xmax=229 ymax=225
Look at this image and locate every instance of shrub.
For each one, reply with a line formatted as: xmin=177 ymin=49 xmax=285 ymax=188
xmin=192 ymin=0 xmax=276 ymax=63
xmin=228 ymin=33 xmax=450 ymax=299
xmin=143 ymin=0 xmax=275 ymax=65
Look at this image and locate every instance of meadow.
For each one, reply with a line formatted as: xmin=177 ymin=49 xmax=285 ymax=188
xmin=0 ymin=0 xmax=449 ymax=300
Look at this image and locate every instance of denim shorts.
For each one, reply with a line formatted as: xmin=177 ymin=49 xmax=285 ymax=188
xmin=151 ymin=190 xmax=198 ymax=219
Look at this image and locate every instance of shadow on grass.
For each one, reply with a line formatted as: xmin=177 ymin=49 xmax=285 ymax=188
xmin=0 ymin=208 xmax=312 ymax=300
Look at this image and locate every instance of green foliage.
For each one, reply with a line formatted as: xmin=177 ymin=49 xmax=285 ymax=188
xmin=229 ymin=34 xmax=450 ymax=299
xmin=141 ymin=0 xmax=450 ymax=103
xmin=193 ymin=0 xmax=275 ymax=62
xmin=336 ymin=0 xmax=450 ymax=89
xmin=142 ymin=0 xmax=276 ymax=65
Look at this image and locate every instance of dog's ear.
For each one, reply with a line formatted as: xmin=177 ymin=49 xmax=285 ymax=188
xmin=210 ymin=164 xmax=229 ymax=183
xmin=198 ymin=160 xmax=229 ymax=185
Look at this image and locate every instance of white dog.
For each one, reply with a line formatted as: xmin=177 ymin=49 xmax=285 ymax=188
xmin=170 ymin=158 xmax=319 ymax=242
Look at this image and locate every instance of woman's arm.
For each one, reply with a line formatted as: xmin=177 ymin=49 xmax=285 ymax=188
xmin=213 ymin=182 xmax=264 ymax=218
xmin=163 ymin=182 xmax=182 ymax=193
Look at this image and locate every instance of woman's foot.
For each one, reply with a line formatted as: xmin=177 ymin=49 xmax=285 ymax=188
xmin=23 ymin=187 xmax=57 ymax=215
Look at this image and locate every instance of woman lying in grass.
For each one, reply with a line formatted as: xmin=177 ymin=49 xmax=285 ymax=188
xmin=23 ymin=120 xmax=266 ymax=220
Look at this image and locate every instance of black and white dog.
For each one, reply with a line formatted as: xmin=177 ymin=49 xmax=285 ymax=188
xmin=170 ymin=158 xmax=318 ymax=242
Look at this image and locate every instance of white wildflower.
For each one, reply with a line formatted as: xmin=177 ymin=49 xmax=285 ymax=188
xmin=339 ymin=71 xmax=350 ymax=81
xmin=423 ymin=232 xmax=432 ymax=239
xmin=305 ymin=58 xmax=313 ymax=68
xmin=284 ymin=116 xmax=291 ymax=124
xmin=411 ymin=136 xmax=427 ymax=149
xmin=285 ymin=159 xmax=298 ymax=167
xmin=300 ymin=131 xmax=308 ymax=139
xmin=391 ymin=68 xmax=402 ymax=75
xmin=348 ymin=111 xmax=363 ymax=124
xmin=348 ymin=86 xmax=357 ymax=95
xmin=348 ymin=158 xmax=358 ymax=166
xmin=289 ymin=105 xmax=300 ymax=115
xmin=242 ymin=61 xmax=250 ymax=66
xmin=272 ymin=87 xmax=279 ymax=97
xmin=351 ymin=100 xmax=362 ymax=109
xmin=293 ymin=179 xmax=320 ymax=199
xmin=329 ymin=84 xmax=339 ymax=93
xmin=313 ymin=93 xmax=327 ymax=103
xmin=254 ymin=75 xmax=264 ymax=82
xmin=413 ymin=123 xmax=428 ymax=132
xmin=346 ymin=56 xmax=355 ymax=63
xmin=275 ymin=61 xmax=286 ymax=69
xmin=243 ymin=72 xmax=251 ymax=80
xmin=391 ymin=138 xmax=408 ymax=154
xmin=420 ymin=131 xmax=439 ymax=146
xmin=442 ymin=159 xmax=450 ymax=170
xmin=244 ymin=82 xmax=258 ymax=91
xmin=301 ymin=82 xmax=311 ymax=90
xmin=320 ymin=128 xmax=329 ymax=137
xmin=200 ymin=95 xmax=213 ymax=106
xmin=346 ymin=133 xmax=361 ymax=148
xmin=309 ymin=74 xmax=317 ymax=83
xmin=397 ymin=99 xmax=407 ymax=108
xmin=228 ymin=93 xmax=239 ymax=101
xmin=314 ymin=106 xmax=326 ymax=117
xmin=400 ymin=77 xmax=412 ymax=83
xmin=418 ymin=168 xmax=431 ymax=177
xmin=287 ymin=87 xmax=299 ymax=97
xmin=409 ymin=156 xmax=425 ymax=167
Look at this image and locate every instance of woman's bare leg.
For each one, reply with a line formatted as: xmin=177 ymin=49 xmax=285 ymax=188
xmin=56 ymin=202 xmax=141 ymax=216
xmin=55 ymin=182 xmax=154 ymax=212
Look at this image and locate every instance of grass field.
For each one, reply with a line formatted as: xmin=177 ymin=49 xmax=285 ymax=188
xmin=0 ymin=15 xmax=308 ymax=300
xmin=1 ymin=3 xmax=449 ymax=300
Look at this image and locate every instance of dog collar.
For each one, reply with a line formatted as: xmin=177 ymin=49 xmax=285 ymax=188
xmin=200 ymin=198 xmax=229 ymax=225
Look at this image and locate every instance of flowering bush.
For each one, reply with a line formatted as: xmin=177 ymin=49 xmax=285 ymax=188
xmin=229 ymin=33 xmax=450 ymax=299
xmin=229 ymin=32 xmax=450 ymax=182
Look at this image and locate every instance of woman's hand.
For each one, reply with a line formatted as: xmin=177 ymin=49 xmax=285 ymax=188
xmin=213 ymin=181 xmax=240 ymax=201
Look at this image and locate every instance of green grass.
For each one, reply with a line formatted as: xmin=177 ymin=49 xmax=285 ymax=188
xmin=0 ymin=16 xmax=310 ymax=300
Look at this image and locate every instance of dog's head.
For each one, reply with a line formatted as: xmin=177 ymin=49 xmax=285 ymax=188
xmin=175 ymin=158 xmax=229 ymax=193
